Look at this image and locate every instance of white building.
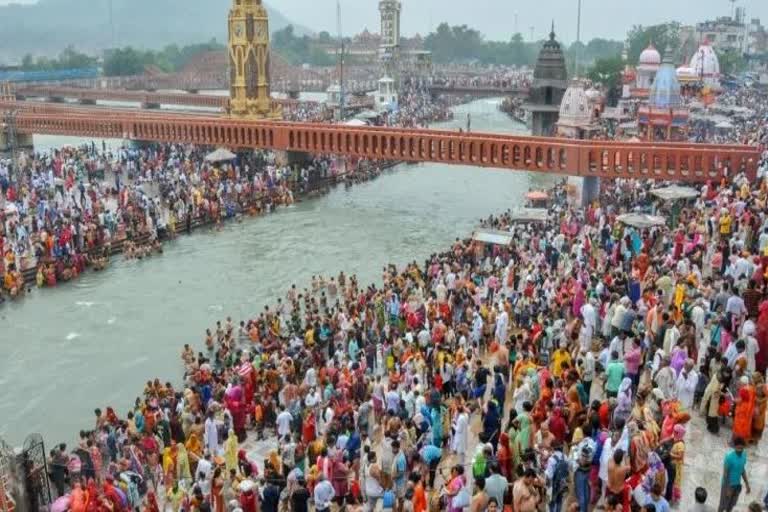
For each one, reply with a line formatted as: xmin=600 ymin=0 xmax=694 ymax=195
xmin=375 ymin=76 xmax=397 ymax=111
xmin=689 ymin=43 xmax=721 ymax=89
xmin=636 ymin=44 xmax=661 ymax=91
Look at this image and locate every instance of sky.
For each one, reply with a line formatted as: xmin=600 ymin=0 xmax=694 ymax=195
xmin=1 ymin=0 xmax=766 ymax=43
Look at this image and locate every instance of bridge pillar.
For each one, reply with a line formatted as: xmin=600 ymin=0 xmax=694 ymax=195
xmin=78 ymin=98 xmax=97 ymax=105
xmin=287 ymin=90 xmax=300 ymax=100
xmin=141 ymin=102 xmax=162 ymax=109
xmin=567 ymin=175 xmax=600 ymax=207
xmin=187 ymin=89 xmax=199 ymax=94
xmin=49 ymin=96 xmax=66 ymax=103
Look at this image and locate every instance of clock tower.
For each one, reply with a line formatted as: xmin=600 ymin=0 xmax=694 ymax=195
xmin=227 ymin=0 xmax=281 ymax=119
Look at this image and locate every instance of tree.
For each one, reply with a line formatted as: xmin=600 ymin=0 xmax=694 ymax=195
xmin=317 ymin=31 xmax=332 ymax=43
xmin=627 ymin=23 xmax=681 ymax=64
xmin=103 ymin=47 xmax=150 ymax=76
xmin=57 ymin=45 xmax=97 ymax=69
xmin=21 ymin=54 xmax=35 ymax=70
xmin=717 ymin=48 xmax=746 ymax=75
xmin=587 ymin=55 xmax=624 ymax=100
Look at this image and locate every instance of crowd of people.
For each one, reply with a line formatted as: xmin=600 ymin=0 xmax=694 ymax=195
xmin=0 ymin=82 xmax=470 ymax=302
xmin=432 ymin=70 xmax=532 ymax=91
xmin=690 ymin=87 xmax=768 ymax=147
xmin=385 ymin=80 xmax=458 ymax=128
xmin=38 ymin=124 xmax=768 ymax=512
xmin=0 ymin=144 xmax=386 ymax=301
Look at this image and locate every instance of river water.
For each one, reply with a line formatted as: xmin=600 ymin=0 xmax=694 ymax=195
xmin=2 ymin=98 xmax=545 ymax=446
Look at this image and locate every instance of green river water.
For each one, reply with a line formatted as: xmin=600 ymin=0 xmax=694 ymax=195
xmin=1 ymin=97 xmax=548 ymax=446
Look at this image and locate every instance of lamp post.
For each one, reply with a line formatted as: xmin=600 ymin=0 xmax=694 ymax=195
xmin=575 ymin=0 xmax=583 ymax=77
xmin=3 ymin=109 xmax=19 ymax=190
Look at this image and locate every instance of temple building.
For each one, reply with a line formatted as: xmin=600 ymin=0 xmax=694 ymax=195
xmin=525 ymin=24 xmax=568 ymax=136
xmin=637 ymin=47 xmax=689 ymax=141
xmin=688 ymin=43 xmax=721 ymax=90
xmin=556 ymin=81 xmax=601 ymax=139
xmin=634 ymin=44 xmax=661 ymax=96
xmin=556 ymin=80 xmax=602 ymax=207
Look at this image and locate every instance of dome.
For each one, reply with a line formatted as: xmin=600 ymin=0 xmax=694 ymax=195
xmin=648 ymin=51 xmax=683 ymax=109
xmin=689 ymin=44 xmax=720 ymax=78
xmin=639 ymin=44 xmax=661 ymax=67
xmin=558 ymin=82 xmax=592 ymax=126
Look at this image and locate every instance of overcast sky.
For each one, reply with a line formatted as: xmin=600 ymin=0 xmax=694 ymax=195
xmin=1 ymin=0 xmax=766 ymax=43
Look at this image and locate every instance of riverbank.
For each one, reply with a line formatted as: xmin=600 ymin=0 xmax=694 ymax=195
xmin=9 ymin=159 xmax=400 ymax=291
xmin=0 ymin=97 xmax=531 ymax=446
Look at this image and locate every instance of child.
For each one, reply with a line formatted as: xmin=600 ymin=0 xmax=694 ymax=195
xmin=253 ymin=399 xmax=264 ymax=440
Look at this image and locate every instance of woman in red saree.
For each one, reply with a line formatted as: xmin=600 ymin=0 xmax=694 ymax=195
xmin=733 ymin=377 xmax=756 ymax=442
xmin=496 ymin=432 xmax=514 ymax=481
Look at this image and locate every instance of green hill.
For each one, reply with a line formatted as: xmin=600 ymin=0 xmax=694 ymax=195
xmin=0 ymin=0 xmax=307 ymax=62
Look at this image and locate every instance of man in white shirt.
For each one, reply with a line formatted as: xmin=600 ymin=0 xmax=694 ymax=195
xmin=675 ymin=360 xmax=698 ymax=409
xmin=276 ymin=407 xmax=293 ymax=439
xmin=654 ymin=356 xmax=677 ymax=399
xmin=690 ymin=298 xmax=707 ymax=343
xmin=611 ymin=298 xmax=629 ymax=336
xmin=313 ymin=473 xmax=335 ymax=512
xmin=204 ymin=411 xmax=219 ymax=455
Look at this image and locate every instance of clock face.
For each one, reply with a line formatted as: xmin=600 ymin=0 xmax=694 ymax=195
xmin=234 ymin=21 xmax=245 ymax=38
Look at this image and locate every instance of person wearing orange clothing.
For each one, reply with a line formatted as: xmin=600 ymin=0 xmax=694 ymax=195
xmin=733 ymin=376 xmax=756 ymax=442
xmin=410 ymin=472 xmax=427 ymax=512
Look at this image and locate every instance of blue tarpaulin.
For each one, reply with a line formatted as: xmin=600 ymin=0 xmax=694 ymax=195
xmin=0 ymin=68 xmax=99 ymax=82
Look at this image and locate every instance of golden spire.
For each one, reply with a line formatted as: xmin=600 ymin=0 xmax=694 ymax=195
xmin=227 ymin=0 xmax=281 ymax=119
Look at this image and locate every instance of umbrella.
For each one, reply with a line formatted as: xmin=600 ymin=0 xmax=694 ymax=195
xmin=650 ymin=185 xmax=699 ymax=201
xmin=616 ymin=213 xmax=666 ymax=228
xmin=525 ymin=191 xmax=548 ymax=201
xmin=204 ymin=148 xmax=236 ymax=163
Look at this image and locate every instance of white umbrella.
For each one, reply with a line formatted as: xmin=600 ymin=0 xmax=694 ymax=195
xmin=650 ymin=185 xmax=699 ymax=201
xmin=205 ymin=148 xmax=236 ymax=163
xmin=616 ymin=213 xmax=667 ymax=228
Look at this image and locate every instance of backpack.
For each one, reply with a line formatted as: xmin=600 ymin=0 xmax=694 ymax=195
xmin=551 ymin=455 xmax=570 ymax=499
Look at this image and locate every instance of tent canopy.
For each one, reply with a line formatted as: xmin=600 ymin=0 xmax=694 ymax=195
xmin=616 ymin=213 xmax=666 ymax=228
xmin=204 ymin=148 xmax=236 ymax=162
xmin=509 ymin=207 xmax=549 ymax=223
xmin=650 ymin=185 xmax=699 ymax=201
xmin=472 ymin=229 xmax=514 ymax=246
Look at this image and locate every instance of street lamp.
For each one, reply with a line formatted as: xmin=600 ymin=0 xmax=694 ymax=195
xmin=3 ymin=109 xmax=19 ymax=189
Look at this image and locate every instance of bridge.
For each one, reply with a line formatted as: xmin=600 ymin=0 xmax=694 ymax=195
xmin=10 ymin=85 xmax=375 ymax=113
xmin=427 ymin=85 xmax=529 ymax=98
xmin=1 ymin=100 xmax=758 ymax=184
